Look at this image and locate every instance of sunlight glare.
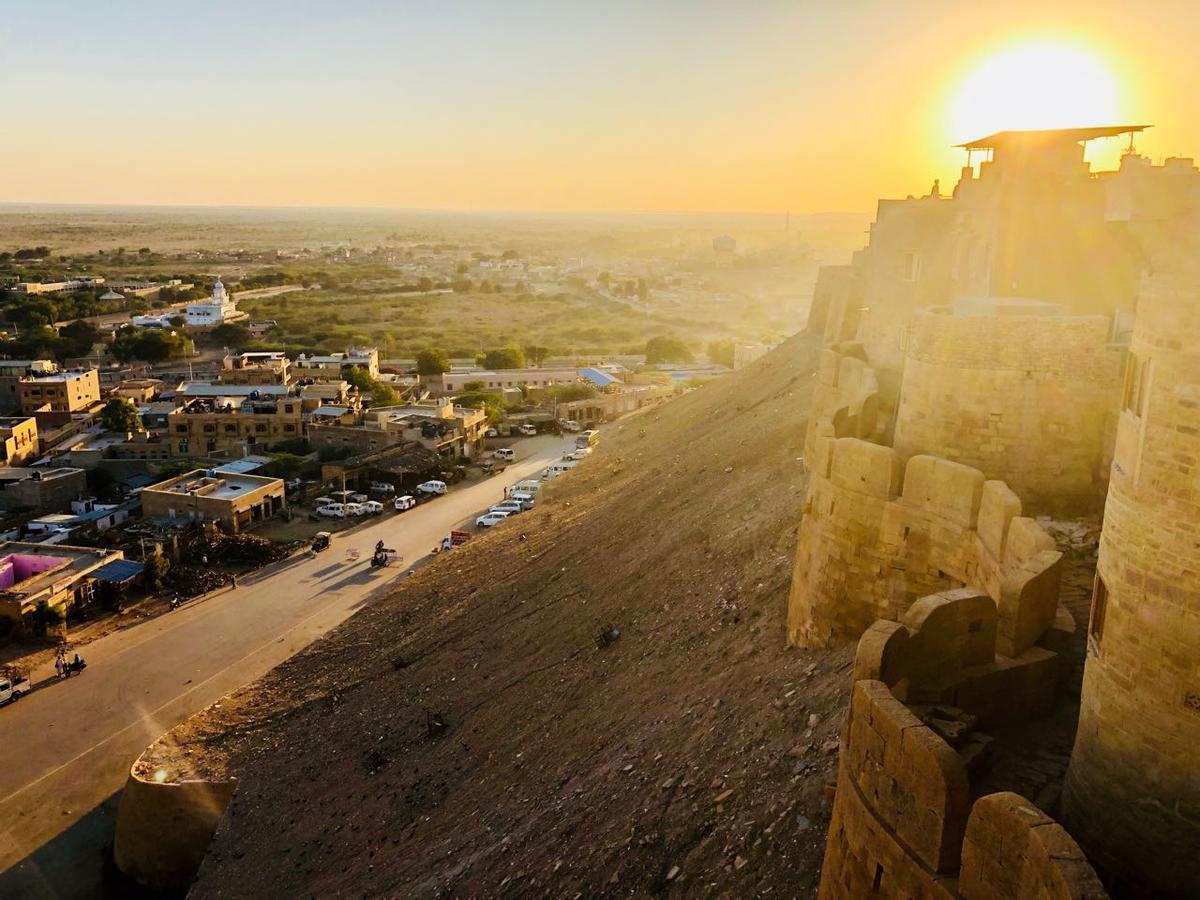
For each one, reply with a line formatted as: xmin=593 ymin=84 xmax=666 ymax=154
xmin=949 ymin=41 xmax=1121 ymax=142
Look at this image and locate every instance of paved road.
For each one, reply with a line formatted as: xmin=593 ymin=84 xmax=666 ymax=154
xmin=0 ymin=436 xmax=568 ymax=898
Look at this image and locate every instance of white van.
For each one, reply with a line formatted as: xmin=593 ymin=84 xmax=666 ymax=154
xmin=344 ymin=502 xmax=366 ymax=516
xmin=510 ymin=479 xmax=542 ymax=494
xmin=317 ymin=503 xmax=346 ymax=518
xmin=493 ymin=448 xmax=516 ymax=461
xmin=509 ymin=491 xmax=536 ymax=510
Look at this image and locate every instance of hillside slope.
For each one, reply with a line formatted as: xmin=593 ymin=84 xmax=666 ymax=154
xmin=181 ymin=330 xmax=852 ymax=898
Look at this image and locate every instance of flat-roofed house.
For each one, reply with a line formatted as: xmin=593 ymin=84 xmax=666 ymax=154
xmin=141 ymin=469 xmax=286 ymax=533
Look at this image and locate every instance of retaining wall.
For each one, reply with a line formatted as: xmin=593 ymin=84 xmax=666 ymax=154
xmin=113 ymin=754 xmax=235 ymax=891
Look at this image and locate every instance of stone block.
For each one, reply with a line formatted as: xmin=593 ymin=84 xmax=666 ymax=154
xmin=830 ymin=438 xmax=901 ymax=499
xmin=901 ymin=455 xmax=986 ymax=529
xmin=977 ymin=480 xmax=1021 ymax=560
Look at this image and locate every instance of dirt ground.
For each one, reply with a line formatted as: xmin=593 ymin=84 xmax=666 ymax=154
xmin=162 ymin=331 xmax=1098 ymax=899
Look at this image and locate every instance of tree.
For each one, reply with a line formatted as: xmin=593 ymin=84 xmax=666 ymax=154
xmin=454 ymin=389 xmax=505 ymax=425
xmin=268 ymin=452 xmax=306 ymax=480
xmin=59 ymin=319 xmax=99 ymax=357
xmin=110 ymin=328 xmax=190 ymax=364
xmin=463 ymin=380 xmax=486 ymax=391
xmin=142 ymin=553 xmax=170 ymax=592
xmin=645 ymin=335 xmax=693 ymax=364
xmin=169 ymin=315 xmax=186 ymax=327
xmin=101 ymin=397 xmax=142 ymax=433
xmin=370 ymin=382 xmax=400 ymax=407
xmin=415 ymin=347 xmax=450 ymax=375
xmin=483 ymin=346 xmax=525 ymax=370
xmin=523 ymin=345 xmax=550 ymax=367
xmin=546 ymin=383 xmax=597 ymax=403
xmin=706 ymin=339 xmax=736 ymax=368
xmin=211 ymin=322 xmax=252 ymax=347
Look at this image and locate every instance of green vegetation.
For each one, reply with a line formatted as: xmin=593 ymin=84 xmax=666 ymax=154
xmin=415 ymin=347 xmax=450 ymax=374
xmin=109 ymin=327 xmax=192 ymax=364
xmin=706 ymin=339 xmax=735 ymax=368
xmin=100 ymin=397 xmax=141 ymax=433
xmin=344 ymin=365 xmax=400 ymax=407
xmin=481 ymin=346 xmax=525 ymax=369
xmin=645 ymin=335 xmax=693 ymax=364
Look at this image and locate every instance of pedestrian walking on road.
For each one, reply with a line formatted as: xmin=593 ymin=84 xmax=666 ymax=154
xmin=54 ymin=655 xmax=63 ymax=679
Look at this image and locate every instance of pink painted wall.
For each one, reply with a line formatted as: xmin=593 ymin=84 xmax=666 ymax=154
xmin=0 ymin=553 xmax=70 ymax=589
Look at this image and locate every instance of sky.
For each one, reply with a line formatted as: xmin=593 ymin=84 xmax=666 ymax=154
xmin=4 ymin=0 xmax=1200 ymax=213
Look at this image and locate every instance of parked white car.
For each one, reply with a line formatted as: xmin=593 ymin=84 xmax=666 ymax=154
xmin=559 ymin=419 xmax=581 ymax=432
xmin=508 ymin=491 xmax=536 ymax=510
xmin=344 ymin=502 xmax=367 ymax=516
xmin=485 ymin=427 xmax=499 ymax=438
xmin=316 ymin=503 xmax=346 ymax=518
xmin=493 ymin=448 xmax=516 ymax=461
xmin=369 ymin=481 xmax=395 ymax=494
xmin=476 ymin=511 xmax=512 ymax=527
xmin=417 ymin=480 xmax=448 ymax=495
xmin=362 ymin=500 xmax=385 ymax=515
xmin=0 ymin=674 xmax=31 ymax=705
xmin=349 ymin=493 xmax=369 ymax=504
xmin=517 ymin=423 xmax=538 ymax=436
xmin=394 ymin=495 xmax=417 ymax=511
xmin=569 ymin=447 xmax=591 ymax=460
xmin=490 ymin=501 xmax=524 ymax=516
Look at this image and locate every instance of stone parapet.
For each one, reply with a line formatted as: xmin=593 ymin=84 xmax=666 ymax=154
xmin=788 ymin=437 xmax=1063 ymax=653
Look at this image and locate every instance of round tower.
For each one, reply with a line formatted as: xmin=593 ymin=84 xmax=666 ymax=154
xmin=1063 ymin=256 xmax=1200 ymax=897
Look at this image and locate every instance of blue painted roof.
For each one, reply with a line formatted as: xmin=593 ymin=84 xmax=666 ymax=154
xmin=91 ymin=559 xmax=144 ymax=584
xmin=578 ymin=367 xmax=620 ymax=388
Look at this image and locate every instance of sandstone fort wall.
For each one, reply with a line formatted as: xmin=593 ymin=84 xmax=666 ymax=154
xmin=788 ymin=436 xmax=1062 ymax=652
xmin=1064 ymin=264 xmax=1200 ymax=897
xmin=893 ymin=309 xmax=1122 ymax=513
xmin=819 ymin=591 xmax=1104 ymax=899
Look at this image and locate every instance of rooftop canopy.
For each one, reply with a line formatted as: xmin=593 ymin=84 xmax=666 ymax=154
xmin=957 ymin=124 xmax=1151 ymax=150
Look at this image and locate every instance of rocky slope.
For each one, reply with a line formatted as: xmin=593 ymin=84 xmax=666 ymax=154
xmin=175 ymin=331 xmax=858 ymax=898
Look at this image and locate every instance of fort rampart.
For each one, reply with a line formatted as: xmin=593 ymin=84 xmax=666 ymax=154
xmin=788 ymin=435 xmax=1063 ymax=652
xmin=819 ymin=590 xmax=1105 ymax=899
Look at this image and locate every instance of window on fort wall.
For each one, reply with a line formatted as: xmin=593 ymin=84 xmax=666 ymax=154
xmin=902 ymin=251 xmax=920 ymax=282
xmin=1088 ymin=574 xmax=1108 ymax=656
xmin=1122 ymin=353 xmax=1152 ymax=418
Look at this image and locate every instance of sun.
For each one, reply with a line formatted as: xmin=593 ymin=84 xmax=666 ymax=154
xmin=948 ymin=41 xmax=1122 ymax=143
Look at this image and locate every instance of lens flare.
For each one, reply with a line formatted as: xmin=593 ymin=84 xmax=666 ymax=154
xmin=949 ymin=41 xmax=1121 ymax=142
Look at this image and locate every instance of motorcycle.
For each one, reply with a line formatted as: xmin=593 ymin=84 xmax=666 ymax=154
xmin=59 ymin=656 xmax=87 ymax=678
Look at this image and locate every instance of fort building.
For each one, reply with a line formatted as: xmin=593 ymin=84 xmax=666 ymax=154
xmin=1062 ymin=254 xmax=1200 ymax=897
xmin=809 ymin=126 xmax=1199 ymax=511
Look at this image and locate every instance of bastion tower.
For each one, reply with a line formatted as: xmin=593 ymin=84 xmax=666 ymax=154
xmin=1063 ymin=251 xmax=1200 ymax=898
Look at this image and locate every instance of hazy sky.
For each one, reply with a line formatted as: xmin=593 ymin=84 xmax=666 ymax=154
xmin=6 ymin=0 xmax=1199 ymax=212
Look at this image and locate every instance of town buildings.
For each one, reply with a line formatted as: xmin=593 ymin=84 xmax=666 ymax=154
xmin=0 ymin=542 xmax=133 ymax=638
xmin=291 ymin=347 xmax=379 ymax=381
xmin=168 ymin=394 xmax=303 ymax=458
xmin=0 ymin=360 xmax=57 ymax=414
xmin=185 ymin=277 xmax=245 ymax=328
xmin=0 ymin=416 xmax=39 ymax=465
xmin=219 ymin=351 xmax=290 ymax=385
xmin=18 ymin=369 xmax=101 ymax=415
xmin=140 ymin=469 xmax=286 ymax=533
